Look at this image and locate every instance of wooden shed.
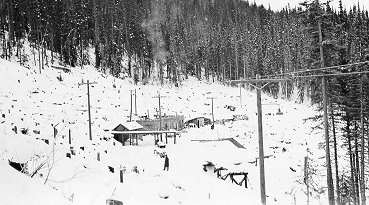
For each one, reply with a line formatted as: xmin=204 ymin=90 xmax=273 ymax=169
xmin=112 ymin=121 xmax=143 ymax=146
xmin=137 ymin=115 xmax=184 ymax=131
xmin=185 ymin=116 xmax=211 ymax=128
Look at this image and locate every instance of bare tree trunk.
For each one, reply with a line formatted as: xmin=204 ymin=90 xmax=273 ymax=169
xmin=348 ymin=119 xmax=357 ymax=205
xmin=243 ymin=55 xmax=246 ymax=79
xmin=160 ymin=61 xmax=164 ymax=85
xmin=229 ymin=61 xmax=231 ymax=80
xmin=360 ymin=80 xmax=366 ymax=205
xmin=354 ymin=123 xmax=360 ymax=205
xmin=8 ymin=0 xmax=14 ymax=49
xmin=41 ymin=34 xmax=44 ymax=69
xmin=37 ymin=28 xmax=41 ymax=74
xmin=222 ymin=59 xmax=225 ymax=83
xmin=51 ymin=30 xmax=54 ymax=64
xmin=93 ymin=0 xmax=101 ymax=68
xmin=216 ymin=55 xmax=219 ymax=81
xmin=331 ymin=110 xmax=340 ymax=205
xmin=80 ymin=29 xmax=83 ymax=69
xmin=235 ymin=41 xmax=238 ymax=80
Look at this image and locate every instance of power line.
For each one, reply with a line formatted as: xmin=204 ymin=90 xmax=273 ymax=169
xmin=290 ymin=70 xmax=369 ymax=79
xmin=286 ymin=61 xmax=369 ymax=75
xmin=229 ymin=75 xmax=289 ymax=205
xmin=247 ymin=61 xmax=369 ymax=80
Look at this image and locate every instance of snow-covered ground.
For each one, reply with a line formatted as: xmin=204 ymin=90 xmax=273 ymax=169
xmin=0 ymin=57 xmax=331 ymax=205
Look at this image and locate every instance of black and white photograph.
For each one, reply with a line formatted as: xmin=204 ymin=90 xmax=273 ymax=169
xmin=0 ymin=0 xmax=369 ymax=204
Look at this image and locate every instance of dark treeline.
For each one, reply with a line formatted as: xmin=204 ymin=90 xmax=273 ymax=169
xmin=1 ymin=0 xmax=369 ymax=203
xmin=0 ymin=0 xmax=368 ymax=89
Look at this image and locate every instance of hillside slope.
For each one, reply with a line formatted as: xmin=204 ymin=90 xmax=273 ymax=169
xmin=0 ymin=58 xmax=328 ymax=205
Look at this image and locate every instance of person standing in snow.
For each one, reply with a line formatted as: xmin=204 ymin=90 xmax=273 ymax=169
xmin=163 ymin=155 xmax=169 ymax=171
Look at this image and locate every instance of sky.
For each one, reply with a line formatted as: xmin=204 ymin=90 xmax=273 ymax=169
xmin=253 ymin=0 xmax=369 ymax=11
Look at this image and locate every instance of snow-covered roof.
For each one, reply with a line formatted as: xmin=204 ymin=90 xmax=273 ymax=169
xmin=113 ymin=121 xmax=143 ymax=131
xmin=185 ymin=115 xmax=211 ymax=122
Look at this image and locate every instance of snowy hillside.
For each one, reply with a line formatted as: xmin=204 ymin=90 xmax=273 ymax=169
xmin=0 ymin=58 xmax=329 ymax=205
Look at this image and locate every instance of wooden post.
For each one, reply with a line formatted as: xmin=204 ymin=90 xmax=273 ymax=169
xmin=228 ymin=75 xmax=289 ymax=205
xmin=239 ymin=85 xmax=242 ymax=108
xmin=322 ymin=76 xmax=335 ymax=205
xmin=174 ymin=134 xmax=176 ymax=144
xmin=152 ymin=93 xmax=167 ymax=131
xmin=245 ymin=173 xmax=248 ymax=188
xmin=69 ymin=129 xmax=71 ymax=145
xmin=97 ymin=152 xmax=100 ymax=161
xmin=53 ymin=126 xmax=57 ymax=138
xmin=159 ymin=95 xmax=162 ymax=130
xmin=78 ymin=80 xmax=97 ymax=141
xmin=256 ymin=74 xmax=266 ymax=205
xmin=160 ymin=133 xmax=162 ymax=142
xmin=135 ymin=89 xmax=137 ymax=116
xmin=87 ymin=80 xmax=92 ymax=141
xmin=129 ymin=89 xmax=134 ymax=121
xmin=207 ymin=97 xmax=216 ymax=128
xmin=120 ymin=170 xmax=123 ymax=183
xmin=304 ymin=156 xmax=309 ymax=205
xmin=165 ymin=133 xmax=168 ymax=144
xmin=318 ymin=13 xmax=334 ymax=204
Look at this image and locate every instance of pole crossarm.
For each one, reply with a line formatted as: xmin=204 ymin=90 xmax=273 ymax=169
xmin=228 ymin=78 xmax=290 ymax=91
xmin=228 ymin=78 xmax=289 ymax=84
xmin=152 ymin=93 xmax=167 ymax=131
xmin=78 ymin=81 xmax=98 ymax=87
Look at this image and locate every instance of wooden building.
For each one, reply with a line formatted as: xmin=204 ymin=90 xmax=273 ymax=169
xmin=185 ymin=116 xmax=211 ymax=128
xmin=137 ymin=115 xmax=184 ymax=131
xmin=112 ymin=121 xmax=143 ymax=146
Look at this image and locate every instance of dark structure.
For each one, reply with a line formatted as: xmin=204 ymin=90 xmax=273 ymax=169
xmin=112 ymin=122 xmax=143 ymax=146
xmin=137 ymin=115 xmax=184 ymax=131
xmin=185 ymin=116 xmax=211 ymax=128
xmin=111 ymin=130 xmax=180 ymax=145
xmin=216 ymin=168 xmax=248 ymax=188
xmin=202 ymin=161 xmax=249 ymax=189
xmin=106 ymin=199 xmax=123 ymax=205
xmin=8 ymin=160 xmax=27 ymax=173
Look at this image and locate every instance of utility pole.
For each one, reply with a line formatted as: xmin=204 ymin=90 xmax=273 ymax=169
xmin=323 ymin=76 xmax=334 ymax=205
xmin=152 ymin=93 xmax=167 ymax=130
xmin=207 ymin=97 xmax=216 ymax=128
xmin=135 ymin=89 xmax=137 ymax=116
xmin=239 ymin=85 xmax=242 ymax=108
xmin=129 ymin=89 xmax=134 ymax=121
xmin=319 ymin=14 xmax=335 ymax=205
xmin=229 ymin=75 xmax=288 ymax=205
xmin=79 ymin=80 xmax=98 ymax=141
xmin=256 ymin=74 xmax=266 ymax=205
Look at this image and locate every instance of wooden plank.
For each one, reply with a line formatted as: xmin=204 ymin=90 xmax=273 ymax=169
xmin=110 ymin=130 xmax=181 ymax=135
xmin=228 ymin=78 xmax=289 ymax=84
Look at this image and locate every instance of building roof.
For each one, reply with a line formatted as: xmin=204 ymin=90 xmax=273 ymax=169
xmin=113 ymin=121 xmax=143 ymax=131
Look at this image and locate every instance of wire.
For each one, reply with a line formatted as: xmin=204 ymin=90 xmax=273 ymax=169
xmin=285 ymin=61 xmax=369 ymax=75
xmin=229 ymin=61 xmax=369 ymax=81
xmin=290 ymin=70 xmax=369 ymax=79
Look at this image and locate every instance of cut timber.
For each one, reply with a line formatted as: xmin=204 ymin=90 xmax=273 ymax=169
xmin=51 ymin=65 xmax=71 ymax=73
